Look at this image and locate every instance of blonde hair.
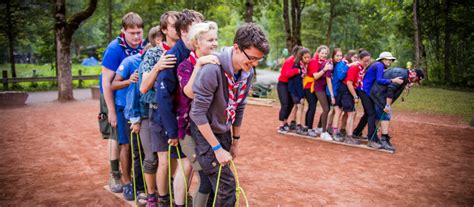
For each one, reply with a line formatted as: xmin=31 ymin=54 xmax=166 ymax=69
xmin=188 ymin=21 xmax=218 ymax=47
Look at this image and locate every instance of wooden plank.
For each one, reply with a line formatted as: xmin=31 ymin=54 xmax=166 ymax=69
xmin=283 ymin=132 xmax=395 ymax=154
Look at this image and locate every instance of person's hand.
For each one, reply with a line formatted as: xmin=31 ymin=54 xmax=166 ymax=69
xmin=168 ymin=138 xmax=179 ymax=146
xmin=384 ymin=104 xmax=391 ymax=113
xmin=331 ymin=96 xmax=336 ymax=105
xmin=323 ymin=63 xmax=333 ymax=72
xmin=128 ymin=72 xmax=139 ymax=84
xmin=391 ymin=77 xmax=404 ymax=85
xmin=230 ymin=140 xmax=239 ymax=159
xmin=197 ymin=55 xmax=220 ymax=68
xmin=130 ymin=123 xmax=140 ymax=133
xmin=153 ymin=54 xmax=176 ymax=72
xmin=108 ymin=112 xmax=117 ymax=128
xmin=215 ymin=148 xmax=233 ymax=165
xmin=354 ymin=96 xmax=359 ymax=104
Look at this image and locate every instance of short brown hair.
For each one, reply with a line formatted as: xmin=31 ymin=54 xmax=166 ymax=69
xmin=160 ymin=11 xmax=180 ymax=31
xmin=175 ymin=9 xmax=204 ymax=38
xmin=234 ymin=23 xmax=270 ymax=55
xmin=147 ymin=26 xmax=163 ymax=47
xmin=122 ymin=12 xmax=144 ymax=30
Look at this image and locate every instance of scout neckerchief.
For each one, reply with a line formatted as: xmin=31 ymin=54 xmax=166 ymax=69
xmin=357 ymin=63 xmax=364 ymax=88
xmin=188 ymin=50 xmax=198 ymax=66
xmin=408 ymin=69 xmax=417 ymax=82
xmin=223 ymin=70 xmax=247 ymax=125
xmin=118 ymin=32 xmax=145 ymax=56
xmin=162 ymin=42 xmax=171 ymax=51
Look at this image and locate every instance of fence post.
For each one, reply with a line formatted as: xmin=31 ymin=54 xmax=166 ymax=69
xmin=78 ymin=69 xmax=83 ymax=88
xmin=2 ymin=70 xmax=8 ymax=91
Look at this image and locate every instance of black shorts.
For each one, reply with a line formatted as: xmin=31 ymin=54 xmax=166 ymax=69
xmin=291 ymin=93 xmax=303 ymax=104
xmin=149 ymin=115 xmax=185 ymax=159
xmin=336 ymin=85 xmax=356 ymax=112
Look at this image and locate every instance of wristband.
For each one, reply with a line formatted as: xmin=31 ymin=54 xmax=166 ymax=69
xmin=212 ymin=143 xmax=222 ymax=151
xmin=232 ymin=135 xmax=240 ymax=140
xmin=353 ymin=96 xmax=359 ymax=100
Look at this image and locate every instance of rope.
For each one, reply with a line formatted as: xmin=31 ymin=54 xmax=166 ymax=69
xmin=168 ymin=144 xmax=189 ymax=207
xmin=130 ymin=131 xmax=138 ymax=206
xmin=212 ymin=160 xmax=249 ymax=207
xmin=135 ymin=132 xmax=148 ymax=195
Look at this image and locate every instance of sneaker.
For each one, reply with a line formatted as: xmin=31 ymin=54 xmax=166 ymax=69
xmin=146 ymin=194 xmax=158 ymax=207
xmin=385 ymin=135 xmax=395 ymax=151
xmin=295 ymin=124 xmax=303 ymax=134
xmin=109 ymin=171 xmax=123 ymax=193
xmin=123 ymin=183 xmax=134 ymax=201
xmin=380 ymin=135 xmax=395 ymax=151
xmin=308 ymin=129 xmax=319 ymax=137
xmin=289 ymin=121 xmax=297 ymax=131
xmin=367 ymin=140 xmax=382 ymax=149
xmin=344 ymin=135 xmax=360 ymax=145
xmin=314 ymin=128 xmax=322 ymax=134
xmin=320 ymin=132 xmax=333 ymax=141
xmin=283 ymin=123 xmax=290 ymax=131
xmin=327 ymin=126 xmax=333 ymax=135
xmin=158 ymin=195 xmax=170 ymax=207
xmin=277 ymin=125 xmax=288 ymax=134
xmin=301 ymin=127 xmax=309 ymax=136
xmin=333 ymin=133 xmax=345 ymax=142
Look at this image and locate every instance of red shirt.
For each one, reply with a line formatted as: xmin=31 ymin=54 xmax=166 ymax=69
xmin=278 ymin=56 xmax=299 ymax=83
xmin=343 ymin=63 xmax=363 ymax=88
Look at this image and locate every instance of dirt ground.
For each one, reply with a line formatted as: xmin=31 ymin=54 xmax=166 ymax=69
xmin=0 ymin=99 xmax=473 ymax=206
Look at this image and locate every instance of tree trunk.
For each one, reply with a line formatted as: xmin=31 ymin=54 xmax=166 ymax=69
xmin=326 ymin=0 xmax=335 ymax=46
xmin=107 ymin=0 xmax=113 ymax=43
xmin=54 ymin=0 xmax=97 ymax=102
xmin=245 ymin=0 xmax=253 ymax=22
xmin=283 ymin=0 xmax=293 ymax=51
xmin=443 ymin=0 xmax=451 ymax=83
xmin=6 ymin=0 xmax=17 ymax=81
xmin=413 ymin=0 xmax=427 ymax=79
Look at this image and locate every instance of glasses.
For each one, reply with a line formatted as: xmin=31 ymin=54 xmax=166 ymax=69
xmin=240 ymin=47 xmax=264 ymax=62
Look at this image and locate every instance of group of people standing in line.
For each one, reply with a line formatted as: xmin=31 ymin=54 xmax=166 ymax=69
xmin=98 ymin=10 xmax=269 ymax=207
xmin=277 ymin=45 xmax=425 ymax=151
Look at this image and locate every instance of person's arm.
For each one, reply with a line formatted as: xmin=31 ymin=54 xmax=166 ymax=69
xmin=183 ymin=55 xmax=220 ymax=99
xmin=313 ymin=63 xmax=333 ymax=80
xmin=336 ymin=63 xmax=348 ymax=81
xmin=375 ymin=63 xmax=403 ymax=85
xmin=112 ymin=72 xmax=138 ymax=91
xmin=102 ymin=67 xmax=117 ymax=127
xmin=190 ymin=65 xmax=233 ymax=165
xmin=230 ymin=125 xmax=241 ymax=158
xmin=347 ymin=80 xmax=359 ymax=104
xmin=155 ymin=69 xmax=179 ymax=144
xmin=140 ymin=52 xmax=176 ymax=94
xmin=327 ymin=76 xmax=335 ymax=105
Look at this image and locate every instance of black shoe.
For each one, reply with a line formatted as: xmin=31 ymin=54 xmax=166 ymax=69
xmin=283 ymin=123 xmax=290 ymax=131
xmin=289 ymin=121 xmax=297 ymax=131
xmin=367 ymin=140 xmax=382 ymax=149
xmin=385 ymin=135 xmax=396 ymax=151
xmin=277 ymin=126 xmax=289 ymax=134
xmin=340 ymin=129 xmax=347 ymax=136
xmin=380 ymin=136 xmax=395 ymax=151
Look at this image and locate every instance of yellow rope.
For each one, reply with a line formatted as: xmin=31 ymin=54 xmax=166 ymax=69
xmin=168 ymin=144 xmax=189 ymax=207
xmin=212 ymin=160 xmax=249 ymax=207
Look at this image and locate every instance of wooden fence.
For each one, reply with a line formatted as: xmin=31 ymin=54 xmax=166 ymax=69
xmin=2 ymin=70 xmax=100 ymax=90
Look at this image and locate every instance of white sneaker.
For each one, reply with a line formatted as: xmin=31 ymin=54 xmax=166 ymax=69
xmin=308 ymin=129 xmax=319 ymax=137
xmin=314 ymin=128 xmax=322 ymax=134
xmin=320 ymin=132 xmax=333 ymax=141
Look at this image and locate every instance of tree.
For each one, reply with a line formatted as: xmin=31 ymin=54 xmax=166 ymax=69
xmin=413 ymin=0 xmax=423 ymax=74
xmin=245 ymin=0 xmax=254 ymax=22
xmin=283 ymin=0 xmax=305 ymax=51
xmin=325 ymin=0 xmax=336 ymax=46
xmin=54 ymin=0 xmax=97 ymax=101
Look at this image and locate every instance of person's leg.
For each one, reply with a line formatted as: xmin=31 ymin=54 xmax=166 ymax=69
xmin=194 ymin=170 xmax=212 ymax=206
xmin=173 ymin=156 xmax=192 ymax=206
xmin=140 ymin=119 xmax=158 ymax=197
xmin=353 ymin=91 xmax=371 ymax=137
xmin=327 ymin=103 xmax=335 ymax=133
xmin=101 ymin=94 xmax=122 ymax=192
xmin=130 ymin=122 xmax=144 ymax=193
xmin=340 ymin=112 xmax=348 ymax=134
xmin=156 ymin=151 xmax=169 ymax=200
xmin=304 ymin=89 xmax=317 ymax=129
xmin=277 ymin=82 xmax=290 ymax=125
xmin=116 ymin=105 xmax=131 ymax=185
xmin=315 ymin=91 xmax=330 ymax=132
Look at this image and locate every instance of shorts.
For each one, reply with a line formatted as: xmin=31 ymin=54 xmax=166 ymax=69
xmin=98 ymin=94 xmax=117 ymax=140
xmin=116 ymin=105 xmax=130 ymax=145
xmin=336 ymin=85 xmax=356 ymax=112
xmin=149 ymin=116 xmax=185 ymax=159
xmin=179 ymin=134 xmax=202 ymax=170
xmin=291 ymin=93 xmax=304 ymax=104
xmin=375 ymin=105 xmax=392 ymax=121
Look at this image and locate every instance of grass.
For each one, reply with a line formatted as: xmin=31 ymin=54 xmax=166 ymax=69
xmin=0 ymin=63 xmax=101 ymax=91
xmin=391 ymin=87 xmax=474 ymax=121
